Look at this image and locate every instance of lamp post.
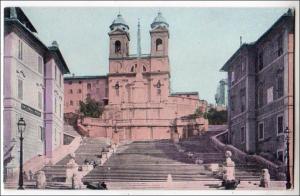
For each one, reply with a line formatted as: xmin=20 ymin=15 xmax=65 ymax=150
xmin=284 ymin=126 xmax=291 ymax=189
xmin=17 ymin=118 xmax=26 ymax=190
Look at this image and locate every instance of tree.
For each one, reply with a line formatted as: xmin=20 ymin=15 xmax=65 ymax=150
xmin=79 ymin=97 xmax=104 ymax=118
xmin=205 ymin=108 xmax=227 ymax=125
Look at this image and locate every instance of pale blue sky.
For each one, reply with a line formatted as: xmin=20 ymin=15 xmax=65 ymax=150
xmin=22 ymin=7 xmax=288 ymax=103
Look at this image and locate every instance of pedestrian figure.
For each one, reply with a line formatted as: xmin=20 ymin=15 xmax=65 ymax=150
xmin=29 ymin=170 xmax=33 ymax=181
xmin=101 ymin=181 xmax=107 ymax=189
xmin=97 ymin=181 xmax=107 ymax=189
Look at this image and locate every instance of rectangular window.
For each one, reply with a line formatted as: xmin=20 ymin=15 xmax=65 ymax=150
xmin=55 ymin=128 xmax=57 ymax=142
xmin=240 ymin=88 xmax=246 ymax=112
xmin=18 ymin=40 xmax=23 ymax=60
xmin=87 ymin=83 xmax=92 ymax=90
xmin=258 ymin=52 xmax=264 ymax=71
xmin=55 ymin=98 xmax=57 ymax=113
xmin=38 ymin=91 xmax=42 ymax=109
xmin=277 ymin=115 xmax=284 ymax=135
xmin=18 ymin=79 xmax=23 ymax=100
xmin=70 ymin=100 xmax=73 ymax=106
xmin=54 ymin=66 xmax=57 ymax=80
xmin=157 ymin=88 xmax=161 ymax=95
xmin=241 ymin=62 xmax=245 ymax=73
xmin=277 ymin=74 xmax=284 ymax=98
xmin=69 ymin=89 xmax=73 ymax=94
xmin=231 ymin=71 xmax=235 ymax=83
xmin=277 ymin=35 xmax=283 ymax=57
xmin=277 ymin=150 xmax=284 ymax=162
xmin=59 ymin=103 xmax=62 ymax=117
xmin=258 ymin=122 xmax=264 ymax=141
xmin=38 ymin=56 xmax=43 ymax=74
xmin=258 ymin=85 xmax=264 ymax=108
xmin=40 ymin=126 xmax=45 ymax=141
xmin=241 ymin=127 xmax=245 ymax=143
xmin=231 ymin=95 xmax=235 ymax=111
xmin=267 ymin=86 xmax=273 ymax=104
xmin=78 ymin=89 xmax=82 ymax=94
xmin=59 ymin=73 xmax=62 ymax=87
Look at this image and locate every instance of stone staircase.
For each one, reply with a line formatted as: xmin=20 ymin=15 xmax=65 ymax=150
xmin=5 ymin=130 xmax=283 ymax=190
xmin=42 ymin=137 xmax=110 ymax=183
xmin=82 ymin=131 xmax=263 ymax=189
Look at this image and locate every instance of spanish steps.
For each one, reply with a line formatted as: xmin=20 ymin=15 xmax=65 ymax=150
xmin=82 ymin=130 xmax=264 ymax=189
xmin=22 ymin=129 xmax=274 ymax=189
xmin=42 ymin=137 xmax=110 ymax=183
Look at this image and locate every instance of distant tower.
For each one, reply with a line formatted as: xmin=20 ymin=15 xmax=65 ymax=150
xmin=108 ymin=13 xmax=130 ymax=59
xmin=150 ymin=11 xmax=169 ymax=57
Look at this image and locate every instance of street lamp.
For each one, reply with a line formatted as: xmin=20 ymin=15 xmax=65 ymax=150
xmin=17 ymin=118 xmax=26 ymax=190
xmin=284 ymin=126 xmax=292 ymax=189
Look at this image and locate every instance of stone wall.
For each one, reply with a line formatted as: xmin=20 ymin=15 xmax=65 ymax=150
xmin=211 ymin=130 xmax=285 ymax=180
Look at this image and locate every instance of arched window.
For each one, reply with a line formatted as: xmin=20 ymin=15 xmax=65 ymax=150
xmin=115 ymin=40 xmax=121 ymax=53
xmin=143 ymin=65 xmax=147 ymax=72
xmin=131 ymin=66 xmax=135 ymax=72
xmin=156 ymin=39 xmax=163 ymax=51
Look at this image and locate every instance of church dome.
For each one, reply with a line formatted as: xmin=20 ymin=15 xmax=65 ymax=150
xmin=151 ymin=11 xmax=169 ymax=29
xmin=110 ymin=13 xmax=129 ymax=31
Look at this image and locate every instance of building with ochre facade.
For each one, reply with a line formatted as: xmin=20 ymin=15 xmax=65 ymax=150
xmin=64 ymin=75 xmax=108 ymax=114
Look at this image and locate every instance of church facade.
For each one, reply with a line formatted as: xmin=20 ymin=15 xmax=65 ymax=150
xmin=76 ymin=12 xmax=208 ymax=142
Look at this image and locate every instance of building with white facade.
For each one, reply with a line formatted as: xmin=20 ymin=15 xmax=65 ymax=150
xmin=3 ymin=7 xmax=70 ymax=181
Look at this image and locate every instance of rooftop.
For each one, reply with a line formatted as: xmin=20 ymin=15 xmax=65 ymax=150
xmin=48 ymin=41 xmax=70 ymax=74
xmin=220 ymin=9 xmax=294 ymax=72
xmin=110 ymin=13 xmax=129 ymax=31
xmin=170 ymin=92 xmax=199 ymax=96
xmin=64 ymin=75 xmax=107 ymax=81
xmin=151 ymin=11 xmax=169 ymax=29
xmin=5 ymin=7 xmax=70 ymax=74
xmin=4 ymin=7 xmax=37 ymax=33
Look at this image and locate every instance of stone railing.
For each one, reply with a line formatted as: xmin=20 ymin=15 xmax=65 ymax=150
xmin=76 ymin=123 xmax=90 ymax=136
xmin=50 ymin=136 xmax=82 ymax=165
xmin=211 ymin=130 xmax=285 ymax=180
xmin=23 ymin=136 xmax=82 ymax=175
xmin=212 ymin=131 xmax=246 ymax=163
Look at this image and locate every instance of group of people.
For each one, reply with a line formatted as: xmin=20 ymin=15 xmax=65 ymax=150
xmin=84 ymin=159 xmax=98 ymax=168
xmin=85 ymin=181 xmax=107 ymax=190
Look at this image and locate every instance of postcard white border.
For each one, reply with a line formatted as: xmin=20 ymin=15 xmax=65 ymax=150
xmin=1 ymin=1 xmax=299 ymax=195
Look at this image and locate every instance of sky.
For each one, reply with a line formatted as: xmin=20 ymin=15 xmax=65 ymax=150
xmin=22 ymin=6 xmax=288 ymax=104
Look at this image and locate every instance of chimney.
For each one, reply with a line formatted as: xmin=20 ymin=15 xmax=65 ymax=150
xmin=240 ymin=36 xmax=242 ymax=46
